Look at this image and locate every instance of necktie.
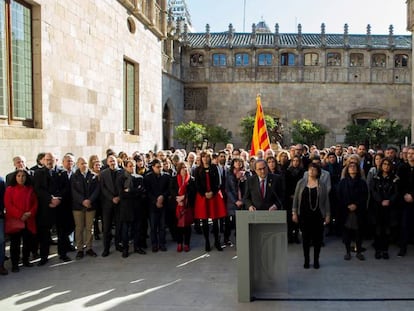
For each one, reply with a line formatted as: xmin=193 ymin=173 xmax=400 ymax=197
xmin=260 ymin=179 xmax=265 ymax=199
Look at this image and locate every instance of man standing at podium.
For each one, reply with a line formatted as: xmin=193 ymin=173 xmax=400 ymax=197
xmin=244 ymin=159 xmax=284 ymax=211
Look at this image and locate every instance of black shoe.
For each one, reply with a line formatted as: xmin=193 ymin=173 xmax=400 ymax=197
xmin=152 ymin=246 xmax=158 ymax=253
xmin=215 ymin=242 xmax=223 ymax=251
xmin=304 ymin=261 xmax=310 ymax=269
xmin=159 ymin=245 xmax=167 ymax=252
xmin=38 ymin=258 xmax=48 ymax=266
xmin=32 ymin=253 xmax=39 ymax=260
xmin=101 ymin=250 xmax=110 ymax=257
xmin=314 ymin=261 xmax=320 ymax=269
xmin=0 ymin=266 xmax=8 ymax=275
xmin=375 ymin=251 xmax=382 ymax=259
xmin=134 ymin=248 xmax=146 ymax=255
xmin=86 ymin=249 xmax=98 ymax=257
xmin=205 ymin=241 xmax=211 ymax=252
xmin=11 ymin=266 xmax=20 ymax=273
xmin=23 ymin=260 xmax=34 ymax=267
xmin=60 ymin=255 xmax=72 ymax=262
xmin=356 ymin=253 xmax=365 ymax=261
xmin=116 ymin=245 xmax=123 ymax=252
xmin=382 ymin=252 xmax=390 ymax=260
xmin=68 ymin=245 xmax=76 ymax=252
xmin=76 ymin=251 xmax=84 ymax=260
xmin=344 ymin=253 xmax=351 ymax=261
xmin=398 ymin=248 xmax=407 ymax=257
xmin=94 ymin=234 xmax=101 ymax=241
xmin=122 ymin=250 xmax=129 ymax=258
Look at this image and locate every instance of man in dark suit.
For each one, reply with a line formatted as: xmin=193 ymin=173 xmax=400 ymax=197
xmin=100 ymin=155 xmax=122 ymax=257
xmin=34 ymin=152 xmax=69 ymax=265
xmin=244 ymin=159 xmax=284 ymax=211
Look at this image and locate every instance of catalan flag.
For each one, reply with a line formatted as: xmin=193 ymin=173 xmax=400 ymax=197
xmin=250 ymin=95 xmax=271 ymax=156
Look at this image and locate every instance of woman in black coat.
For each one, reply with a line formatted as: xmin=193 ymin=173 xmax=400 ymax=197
xmin=337 ymin=162 xmax=368 ymax=261
xmin=117 ymin=159 xmax=146 ymax=258
xmin=369 ymin=158 xmax=399 ymax=259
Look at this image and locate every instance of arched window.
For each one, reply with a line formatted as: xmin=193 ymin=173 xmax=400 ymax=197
xmin=327 ymin=52 xmax=341 ymax=66
xmin=395 ymin=54 xmax=408 ymax=67
xmin=190 ymin=53 xmax=203 ymax=66
xmin=258 ymin=53 xmax=273 ymax=66
xmin=372 ymin=54 xmax=386 ymax=67
xmin=235 ymin=53 xmax=249 ymax=66
xmin=304 ymin=53 xmax=319 ymax=66
xmin=350 ymin=53 xmax=364 ymax=67
xmin=280 ymin=53 xmax=295 ymax=66
xmin=212 ymin=53 xmax=227 ymax=66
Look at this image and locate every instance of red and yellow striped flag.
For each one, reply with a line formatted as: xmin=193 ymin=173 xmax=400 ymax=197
xmin=250 ymin=95 xmax=270 ymax=156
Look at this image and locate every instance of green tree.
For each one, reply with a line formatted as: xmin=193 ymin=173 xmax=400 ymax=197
xmin=344 ymin=119 xmax=411 ymax=148
xmin=240 ymin=115 xmax=276 ymax=148
xmin=291 ymin=119 xmax=328 ymax=145
xmin=174 ymin=121 xmax=206 ymax=149
xmin=205 ymin=125 xmax=232 ymax=149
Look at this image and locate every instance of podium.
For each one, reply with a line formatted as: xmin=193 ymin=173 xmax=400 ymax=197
xmin=236 ymin=210 xmax=288 ymax=302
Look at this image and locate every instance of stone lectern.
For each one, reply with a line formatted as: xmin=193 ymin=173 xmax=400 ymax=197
xmin=236 ymin=210 xmax=288 ymax=302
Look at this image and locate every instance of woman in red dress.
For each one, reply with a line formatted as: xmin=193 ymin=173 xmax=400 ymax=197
xmin=4 ymin=169 xmax=38 ymax=272
xmin=194 ymin=151 xmax=227 ymax=251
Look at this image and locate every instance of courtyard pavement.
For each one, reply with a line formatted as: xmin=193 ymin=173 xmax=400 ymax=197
xmin=1 ymin=231 xmax=414 ymax=311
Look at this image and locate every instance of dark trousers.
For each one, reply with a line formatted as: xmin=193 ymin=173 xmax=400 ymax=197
xmin=9 ymin=228 xmax=34 ymax=267
xmin=176 ymin=226 xmax=191 ymax=245
xmin=102 ymin=205 xmax=121 ymax=251
xmin=224 ymin=215 xmax=235 ymax=242
xmin=150 ymin=208 xmax=166 ymax=247
xmin=56 ymin=225 xmax=70 ymax=256
xmin=37 ymin=226 xmax=51 ymax=261
xmin=343 ymin=227 xmax=363 ymax=253
xmin=400 ymin=204 xmax=414 ymax=251
xmin=300 ymin=214 xmax=324 ymax=263
xmin=202 ymin=218 xmax=220 ymax=244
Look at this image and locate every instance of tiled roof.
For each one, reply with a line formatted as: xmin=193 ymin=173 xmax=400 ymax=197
xmin=186 ymin=33 xmax=411 ymax=49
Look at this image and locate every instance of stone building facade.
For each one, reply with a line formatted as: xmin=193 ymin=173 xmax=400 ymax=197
xmin=170 ymin=23 xmax=411 ymax=148
xmin=0 ymin=0 xmax=167 ymax=174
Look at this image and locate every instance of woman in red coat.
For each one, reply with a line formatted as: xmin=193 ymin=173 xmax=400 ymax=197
xmin=194 ymin=151 xmax=227 ymax=251
xmin=5 ymin=169 xmax=38 ymax=272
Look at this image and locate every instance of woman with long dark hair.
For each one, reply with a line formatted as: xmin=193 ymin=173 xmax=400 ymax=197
xmin=370 ymin=158 xmax=399 ymax=259
xmin=194 ymin=151 xmax=227 ymax=251
xmin=338 ymin=162 xmax=368 ymax=261
xmin=4 ymin=169 xmax=38 ymax=272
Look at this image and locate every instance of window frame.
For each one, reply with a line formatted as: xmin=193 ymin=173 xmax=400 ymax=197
xmin=349 ymin=53 xmax=364 ymax=67
xmin=190 ymin=52 xmax=204 ymax=67
xmin=327 ymin=52 xmax=342 ymax=66
xmin=280 ymin=52 xmax=296 ymax=66
xmin=258 ymin=53 xmax=273 ymax=66
xmin=235 ymin=53 xmax=249 ymax=67
xmin=0 ymin=0 xmax=34 ymax=126
xmin=372 ymin=53 xmax=386 ymax=67
xmin=304 ymin=53 xmax=319 ymax=66
xmin=212 ymin=53 xmax=227 ymax=67
xmin=395 ymin=54 xmax=408 ymax=68
xmin=123 ymin=59 xmax=139 ymax=134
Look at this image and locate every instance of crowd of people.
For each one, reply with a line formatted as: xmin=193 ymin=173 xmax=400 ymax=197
xmin=0 ymin=142 xmax=413 ymax=275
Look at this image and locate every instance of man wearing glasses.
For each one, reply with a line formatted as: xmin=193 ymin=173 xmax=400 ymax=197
xmin=244 ymin=159 xmax=284 ymax=211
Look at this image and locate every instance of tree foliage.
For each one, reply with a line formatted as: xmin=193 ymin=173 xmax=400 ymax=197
xmin=291 ymin=119 xmax=328 ymax=145
xmin=344 ymin=119 xmax=411 ymax=148
xmin=205 ymin=125 xmax=232 ymax=149
xmin=239 ymin=115 xmax=276 ymax=148
xmin=174 ymin=121 xmax=206 ymax=149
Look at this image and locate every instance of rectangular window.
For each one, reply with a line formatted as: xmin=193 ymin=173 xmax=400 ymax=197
xmin=281 ymin=53 xmax=295 ymax=66
xmin=304 ymin=53 xmax=319 ymax=66
xmin=350 ymin=53 xmax=364 ymax=67
xmin=212 ymin=53 xmax=226 ymax=66
xmin=372 ymin=53 xmax=386 ymax=67
xmin=395 ymin=54 xmax=408 ymax=67
xmin=235 ymin=53 xmax=249 ymax=66
xmin=258 ymin=53 xmax=272 ymax=66
xmin=123 ymin=59 xmax=138 ymax=133
xmin=327 ymin=52 xmax=341 ymax=66
xmin=0 ymin=0 xmax=33 ymax=122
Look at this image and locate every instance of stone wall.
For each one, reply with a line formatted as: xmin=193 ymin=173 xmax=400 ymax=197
xmin=184 ymin=82 xmax=411 ymax=148
xmin=0 ymin=0 xmax=164 ymax=174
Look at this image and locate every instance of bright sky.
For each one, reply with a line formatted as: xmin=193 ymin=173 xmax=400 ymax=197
xmin=187 ymin=0 xmax=409 ymax=35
